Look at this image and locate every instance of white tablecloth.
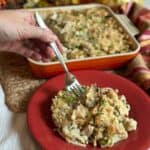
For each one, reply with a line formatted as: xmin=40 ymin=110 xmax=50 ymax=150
xmin=0 ymin=85 xmax=40 ymax=150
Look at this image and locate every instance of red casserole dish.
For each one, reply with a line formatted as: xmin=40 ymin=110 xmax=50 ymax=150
xmin=28 ymin=4 xmax=140 ymax=78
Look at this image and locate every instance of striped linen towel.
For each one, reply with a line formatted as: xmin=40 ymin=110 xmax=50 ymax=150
xmin=121 ymin=2 xmax=150 ymax=93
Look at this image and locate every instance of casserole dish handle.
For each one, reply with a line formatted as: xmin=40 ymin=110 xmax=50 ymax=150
xmin=115 ymin=14 xmax=139 ymax=36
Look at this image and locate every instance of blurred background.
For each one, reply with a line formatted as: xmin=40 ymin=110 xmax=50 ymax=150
xmin=0 ymin=0 xmax=148 ymax=9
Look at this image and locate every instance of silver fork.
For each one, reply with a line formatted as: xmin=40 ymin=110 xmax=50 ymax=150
xmin=34 ymin=12 xmax=84 ymax=96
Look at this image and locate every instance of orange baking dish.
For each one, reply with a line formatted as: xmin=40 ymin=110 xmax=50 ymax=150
xmin=28 ymin=4 xmax=140 ymax=78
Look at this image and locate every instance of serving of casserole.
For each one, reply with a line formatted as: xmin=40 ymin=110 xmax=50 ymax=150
xmin=28 ymin=4 xmax=140 ymax=78
xmin=51 ymin=85 xmax=137 ymax=148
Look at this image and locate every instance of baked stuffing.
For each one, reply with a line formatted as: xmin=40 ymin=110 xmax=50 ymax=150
xmin=46 ymin=8 xmax=135 ymax=61
xmin=51 ymin=85 xmax=137 ymax=148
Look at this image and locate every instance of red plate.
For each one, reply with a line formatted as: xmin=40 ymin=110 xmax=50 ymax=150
xmin=27 ymin=70 xmax=150 ymax=150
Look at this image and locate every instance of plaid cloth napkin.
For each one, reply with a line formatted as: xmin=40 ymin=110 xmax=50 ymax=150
xmin=121 ymin=2 xmax=150 ymax=94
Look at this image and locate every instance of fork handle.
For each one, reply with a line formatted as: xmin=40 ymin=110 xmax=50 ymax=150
xmin=50 ymin=42 xmax=69 ymax=73
xmin=34 ymin=12 xmax=47 ymax=29
xmin=34 ymin=12 xmax=69 ymax=74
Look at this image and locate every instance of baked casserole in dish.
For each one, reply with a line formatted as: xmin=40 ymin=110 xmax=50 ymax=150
xmin=28 ymin=4 xmax=140 ymax=78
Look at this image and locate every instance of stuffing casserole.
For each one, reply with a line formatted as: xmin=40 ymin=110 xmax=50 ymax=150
xmin=46 ymin=8 xmax=135 ymax=61
xmin=51 ymin=85 xmax=137 ymax=148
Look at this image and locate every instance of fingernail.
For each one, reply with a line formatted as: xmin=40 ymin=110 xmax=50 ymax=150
xmin=31 ymin=53 xmax=42 ymax=61
xmin=42 ymin=58 xmax=50 ymax=62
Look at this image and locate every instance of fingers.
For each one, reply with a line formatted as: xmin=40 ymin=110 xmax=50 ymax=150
xmin=45 ymin=46 xmax=55 ymax=58
xmin=18 ymin=46 xmax=42 ymax=61
xmin=22 ymin=25 xmax=61 ymax=43
xmin=22 ymin=25 xmax=63 ymax=50
xmin=24 ymin=40 xmax=53 ymax=62
xmin=5 ymin=41 xmax=43 ymax=61
xmin=33 ymin=45 xmax=50 ymax=62
xmin=31 ymin=39 xmax=64 ymax=62
xmin=31 ymin=39 xmax=55 ymax=58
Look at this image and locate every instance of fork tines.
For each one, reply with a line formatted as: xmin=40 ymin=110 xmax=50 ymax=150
xmin=66 ymin=79 xmax=84 ymax=97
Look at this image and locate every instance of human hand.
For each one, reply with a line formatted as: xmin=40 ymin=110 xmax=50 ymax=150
xmin=0 ymin=10 xmax=62 ymax=61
